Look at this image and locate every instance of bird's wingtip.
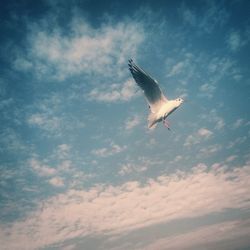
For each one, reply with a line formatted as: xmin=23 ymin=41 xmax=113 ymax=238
xmin=128 ymin=59 xmax=134 ymax=69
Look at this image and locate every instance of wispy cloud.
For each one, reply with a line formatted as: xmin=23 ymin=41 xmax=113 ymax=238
xmin=28 ymin=113 xmax=61 ymax=134
xmin=124 ymin=115 xmax=141 ymax=130
xmin=199 ymin=82 xmax=216 ymax=98
xmin=180 ymin=1 xmax=229 ymax=33
xmin=226 ymin=155 xmax=237 ymax=163
xmin=232 ymin=118 xmax=244 ymax=129
xmin=227 ymin=31 xmax=241 ymax=51
xmin=118 ymin=163 xmax=147 ymax=176
xmin=167 ymin=61 xmax=185 ymax=77
xmin=197 ymin=128 xmax=213 ymax=138
xmin=48 ymin=176 xmax=64 ymax=187
xmin=88 ymin=79 xmax=139 ymax=103
xmin=226 ymin=30 xmax=249 ymax=52
xmin=166 ymin=53 xmax=198 ymax=80
xmin=184 ymin=128 xmax=213 ymax=146
xmin=201 ymin=109 xmax=225 ymax=130
xmin=1 ymin=164 xmax=249 ymax=249
xmin=29 ymin=158 xmax=57 ymax=177
xmin=91 ymin=142 xmax=126 ymax=157
xmin=57 ymin=144 xmax=71 ymax=159
xmin=26 ymin=93 xmax=85 ymax=137
xmin=0 ymin=128 xmax=28 ymax=154
xmin=199 ymin=144 xmax=222 ymax=158
xmin=13 ymin=15 xmax=145 ymax=81
xmin=227 ymin=136 xmax=247 ymax=149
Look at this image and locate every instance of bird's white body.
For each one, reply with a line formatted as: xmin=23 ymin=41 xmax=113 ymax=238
xmin=148 ymin=99 xmax=183 ymax=128
xmin=128 ymin=59 xmax=184 ymax=130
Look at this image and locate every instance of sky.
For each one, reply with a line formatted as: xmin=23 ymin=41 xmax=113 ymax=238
xmin=0 ymin=0 xmax=250 ymax=249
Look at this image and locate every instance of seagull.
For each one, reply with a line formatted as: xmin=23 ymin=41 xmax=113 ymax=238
xmin=128 ymin=59 xmax=184 ymax=130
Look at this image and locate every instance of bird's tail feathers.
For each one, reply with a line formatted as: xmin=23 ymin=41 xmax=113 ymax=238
xmin=148 ymin=112 xmax=157 ymax=129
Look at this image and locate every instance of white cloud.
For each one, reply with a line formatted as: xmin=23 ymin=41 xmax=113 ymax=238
xmin=1 ymin=164 xmax=249 ymax=249
xmin=26 ymin=93 xmax=85 ymax=137
xmin=207 ymin=57 xmax=234 ymax=82
xmin=180 ymin=2 xmax=229 ymax=33
xmin=29 ymin=158 xmax=73 ymax=182
xmin=30 ymin=158 xmax=56 ymax=177
xmin=28 ymin=113 xmax=61 ymax=134
xmin=124 ymin=115 xmax=141 ymax=130
xmin=184 ymin=128 xmax=213 ymax=146
xmin=57 ymin=144 xmax=71 ymax=159
xmin=118 ymin=163 xmax=147 ymax=176
xmin=226 ymin=155 xmax=237 ymax=163
xmin=13 ymin=57 xmax=33 ymax=71
xmin=201 ymin=109 xmax=225 ymax=130
xmin=227 ymin=136 xmax=247 ymax=149
xmin=197 ymin=128 xmax=213 ymax=138
xmin=0 ymin=128 xmax=28 ymax=153
xmin=48 ymin=177 xmax=64 ymax=187
xmin=199 ymin=144 xmax=222 ymax=157
xmin=227 ymin=31 xmax=243 ymax=52
xmin=170 ymin=155 xmax=183 ymax=164
xmin=58 ymin=160 xmax=73 ymax=172
xmin=199 ymin=82 xmax=216 ymax=98
xmin=184 ymin=135 xmax=198 ymax=146
xmin=215 ymin=117 xmax=225 ymax=130
xmin=181 ymin=7 xmax=196 ymax=26
xmin=14 ymin=15 xmax=145 ymax=81
xmin=91 ymin=142 xmax=126 ymax=157
xmin=167 ymin=61 xmax=185 ymax=77
xmin=88 ymin=79 xmax=139 ymax=103
xmin=232 ymin=118 xmax=244 ymax=129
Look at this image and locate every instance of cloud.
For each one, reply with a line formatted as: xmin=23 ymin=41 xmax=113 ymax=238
xmin=91 ymin=142 xmax=126 ymax=157
xmin=28 ymin=113 xmax=61 ymax=134
xmin=13 ymin=15 xmax=145 ymax=81
xmin=167 ymin=61 xmax=185 ymax=77
xmin=200 ymin=109 xmax=225 ymax=130
xmin=124 ymin=115 xmax=141 ymax=130
xmin=0 ymin=128 xmax=28 ymax=154
xmin=207 ymin=57 xmax=234 ymax=80
xmin=199 ymin=83 xmax=216 ymax=98
xmin=180 ymin=2 xmax=229 ymax=33
xmin=13 ymin=57 xmax=33 ymax=71
xmin=226 ymin=155 xmax=237 ymax=163
xmin=199 ymin=144 xmax=222 ymax=157
xmin=57 ymin=144 xmax=71 ymax=159
xmin=143 ymin=219 xmax=250 ymax=250
xmin=214 ymin=118 xmax=225 ymax=130
xmin=184 ymin=128 xmax=213 ymax=146
xmin=26 ymin=93 xmax=85 ymax=137
xmin=227 ymin=31 xmax=246 ymax=52
xmin=48 ymin=177 xmax=64 ymax=187
xmin=88 ymin=79 xmax=139 ymax=103
xmin=30 ymin=158 xmax=57 ymax=177
xmin=197 ymin=128 xmax=213 ymax=138
xmin=118 ymin=163 xmax=147 ymax=176
xmin=232 ymin=118 xmax=244 ymax=129
xmin=1 ymin=164 xmax=249 ymax=249
xmin=227 ymin=136 xmax=247 ymax=149
xmin=29 ymin=157 xmax=74 ymax=185
xmin=181 ymin=7 xmax=196 ymax=26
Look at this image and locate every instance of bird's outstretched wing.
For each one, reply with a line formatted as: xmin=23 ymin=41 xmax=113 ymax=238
xmin=128 ymin=59 xmax=168 ymax=113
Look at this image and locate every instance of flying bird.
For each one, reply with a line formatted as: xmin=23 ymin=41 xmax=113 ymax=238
xmin=128 ymin=59 xmax=184 ymax=130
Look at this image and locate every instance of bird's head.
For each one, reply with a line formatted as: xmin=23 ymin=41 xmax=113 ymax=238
xmin=176 ymin=97 xmax=184 ymax=106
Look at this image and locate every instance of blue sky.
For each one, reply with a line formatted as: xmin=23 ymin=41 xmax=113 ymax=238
xmin=1 ymin=0 xmax=250 ymax=249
